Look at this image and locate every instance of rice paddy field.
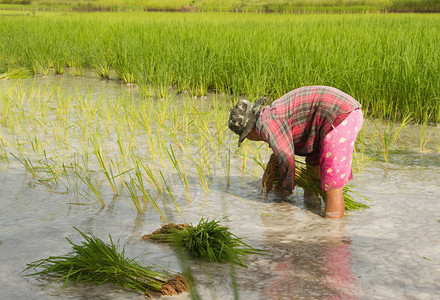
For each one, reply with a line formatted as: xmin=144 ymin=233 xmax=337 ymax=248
xmin=1 ymin=8 xmax=440 ymax=300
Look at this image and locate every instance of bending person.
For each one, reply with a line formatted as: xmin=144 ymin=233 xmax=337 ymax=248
xmin=228 ymin=86 xmax=363 ymax=219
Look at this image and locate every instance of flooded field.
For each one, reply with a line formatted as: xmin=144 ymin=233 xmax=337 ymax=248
xmin=1 ymin=74 xmax=439 ymax=299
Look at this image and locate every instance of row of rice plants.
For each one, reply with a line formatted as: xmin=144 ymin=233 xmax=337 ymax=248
xmin=0 ymin=12 xmax=439 ymax=123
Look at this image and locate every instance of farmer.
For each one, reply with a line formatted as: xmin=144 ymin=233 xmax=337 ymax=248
xmin=228 ymin=86 xmax=363 ymax=219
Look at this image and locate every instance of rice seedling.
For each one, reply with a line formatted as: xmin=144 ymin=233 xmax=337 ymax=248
xmin=223 ymin=144 xmax=231 ymax=187
xmin=133 ymin=162 xmax=167 ymax=220
xmin=62 ymin=162 xmax=81 ymax=195
xmin=93 ymin=145 xmax=119 ymax=195
xmin=40 ymin=151 xmax=64 ymax=187
xmin=24 ymin=227 xmax=188 ymax=298
xmin=75 ymin=170 xmax=105 ymax=207
xmin=70 ymin=64 xmax=84 ymax=78
xmin=134 ymin=156 xmax=163 ymax=194
xmin=11 ymin=141 xmax=39 ymax=179
xmin=124 ymin=177 xmax=145 ymax=213
xmin=0 ymin=138 xmax=8 ymax=162
xmin=192 ymin=156 xmax=210 ymax=194
xmin=0 ymin=93 xmax=14 ymax=127
xmin=165 ymin=145 xmax=192 ymax=202
xmin=142 ymin=218 xmax=264 ymax=267
xmin=158 ymin=171 xmax=182 ymax=213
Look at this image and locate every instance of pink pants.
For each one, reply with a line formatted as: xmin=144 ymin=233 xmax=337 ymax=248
xmin=309 ymin=109 xmax=363 ymax=192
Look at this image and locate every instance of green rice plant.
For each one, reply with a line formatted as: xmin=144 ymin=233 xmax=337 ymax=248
xmin=69 ymin=63 xmax=84 ymax=77
xmin=11 ymin=140 xmax=40 ymax=179
xmin=89 ymin=49 xmax=111 ymax=79
xmin=62 ymin=162 xmax=81 ymax=195
xmin=75 ymin=171 xmax=105 ymax=207
xmin=371 ymin=118 xmax=396 ymax=163
xmin=93 ymin=145 xmax=118 ymax=195
xmin=135 ymin=156 xmax=163 ymax=194
xmin=392 ymin=114 xmax=412 ymax=145
xmin=191 ymin=156 xmax=210 ymax=194
xmin=10 ymin=152 xmax=38 ymax=179
xmin=159 ymin=171 xmax=182 ymax=214
xmin=223 ymin=145 xmax=231 ymax=187
xmin=165 ymin=145 xmax=191 ymax=202
xmin=420 ymin=124 xmax=439 ymax=151
xmin=246 ymin=144 xmax=266 ymax=170
xmin=24 ymin=227 xmax=188 ymax=297
xmin=0 ymin=68 xmax=32 ymax=79
xmin=0 ymin=93 xmax=15 ymax=127
xmin=144 ymin=218 xmax=264 ymax=267
xmin=192 ymin=106 xmax=217 ymax=152
xmin=124 ymin=177 xmax=144 ymax=213
xmin=239 ymin=143 xmax=249 ymax=171
xmin=418 ymin=110 xmax=438 ymax=150
xmin=158 ymin=83 xmax=171 ymax=100
xmin=32 ymin=61 xmax=51 ymax=77
xmin=139 ymin=83 xmax=155 ymax=99
xmin=133 ymin=162 xmax=167 ymax=220
xmin=53 ymin=61 xmax=65 ymax=75
xmin=40 ymin=151 xmax=64 ymax=187
xmin=0 ymin=138 xmax=9 ymax=162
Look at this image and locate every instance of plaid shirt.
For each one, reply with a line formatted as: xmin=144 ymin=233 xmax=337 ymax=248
xmin=256 ymin=86 xmax=361 ymax=192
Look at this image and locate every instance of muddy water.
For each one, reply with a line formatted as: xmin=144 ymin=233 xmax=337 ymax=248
xmin=1 ymin=75 xmax=439 ymax=299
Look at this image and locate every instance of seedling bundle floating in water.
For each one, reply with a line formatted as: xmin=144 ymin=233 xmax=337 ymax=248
xmin=142 ymin=218 xmax=264 ymax=267
xmin=262 ymin=153 xmax=370 ymax=210
xmin=24 ymin=227 xmax=188 ymax=298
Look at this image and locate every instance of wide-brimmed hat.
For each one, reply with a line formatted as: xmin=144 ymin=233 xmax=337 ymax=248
xmin=228 ymin=97 xmax=266 ymax=147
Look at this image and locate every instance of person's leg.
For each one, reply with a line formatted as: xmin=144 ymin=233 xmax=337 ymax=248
xmin=320 ymin=109 xmax=364 ymax=218
xmin=305 ymin=158 xmax=344 ymax=217
xmin=324 ymin=187 xmax=345 ymax=219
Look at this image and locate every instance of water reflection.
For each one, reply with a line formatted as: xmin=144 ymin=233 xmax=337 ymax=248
xmin=258 ymin=205 xmax=357 ymax=299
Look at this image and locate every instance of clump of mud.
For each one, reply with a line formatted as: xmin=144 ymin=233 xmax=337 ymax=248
xmin=141 ymin=223 xmax=189 ymax=241
xmin=161 ymin=274 xmax=188 ymax=295
xmin=144 ymin=274 xmax=189 ymax=299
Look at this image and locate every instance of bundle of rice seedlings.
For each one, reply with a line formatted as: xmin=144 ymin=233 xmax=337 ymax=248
xmin=262 ymin=153 xmax=370 ymax=210
xmin=142 ymin=218 xmax=264 ymax=267
xmin=24 ymin=227 xmax=188 ymax=298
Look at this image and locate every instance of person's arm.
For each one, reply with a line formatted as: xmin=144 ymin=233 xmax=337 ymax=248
xmin=263 ymin=119 xmax=296 ymax=194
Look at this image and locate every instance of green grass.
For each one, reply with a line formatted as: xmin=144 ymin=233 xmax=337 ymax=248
xmin=0 ymin=12 xmax=439 ymax=123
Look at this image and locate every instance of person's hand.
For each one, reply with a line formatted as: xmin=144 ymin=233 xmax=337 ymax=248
xmin=273 ymin=184 xmax=293 ymax=198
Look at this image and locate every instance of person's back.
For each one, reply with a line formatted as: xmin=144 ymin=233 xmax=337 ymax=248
xmin=257 ymin=86 xmax=361 ymax=156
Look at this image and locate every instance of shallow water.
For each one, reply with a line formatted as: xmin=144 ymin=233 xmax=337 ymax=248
xmin=1 ymin=75 xmax=439 ymax=299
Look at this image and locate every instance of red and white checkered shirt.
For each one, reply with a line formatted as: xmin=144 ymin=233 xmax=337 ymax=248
xmin=256 ymin=86 xmax=361 ymax=192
